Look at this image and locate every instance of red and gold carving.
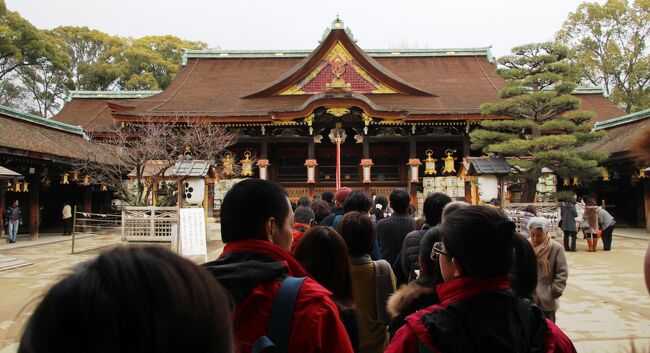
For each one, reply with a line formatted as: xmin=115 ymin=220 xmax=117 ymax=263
xmin=279 ymin=42 xmax=398 ymax=95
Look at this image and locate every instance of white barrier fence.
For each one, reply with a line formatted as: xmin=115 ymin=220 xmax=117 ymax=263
xmin=121 ymin=206 xmax=179 ymax=242
xmin=503 ymin=203 xmax=561 ymax=237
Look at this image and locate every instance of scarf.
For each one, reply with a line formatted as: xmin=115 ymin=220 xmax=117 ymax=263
xmin=531 ymin=235 xmax=552 ymax=278
xmin=220 ymin=239 xmax=310 ymax=277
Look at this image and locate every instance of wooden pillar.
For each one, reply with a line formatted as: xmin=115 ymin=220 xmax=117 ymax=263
xmin=463 ymin=134 xmax=470 ymax=158
xmin=308 ymin=139 xmax=315 ymax=198
xmin=261 ymin=138 xmax=268 ymax=159
xmin=498 ymin=176 xmax=506 ymax=208
xmin=0 ymin=188 xmax=4 ymax=236
xmin=83 ymin=186 xmax=92 ymax=213
xmin=29 ymin=174 xmax=39 ymax=240
xmin=408 ymin=137 xmax=418 ymax=206
xmin=409 ymin=137 xmax=416 ymax=158
xmin=644 ymin=180 xmax=650 ymax=232
xmin=363 ymin=136 xmax=369 ymax=159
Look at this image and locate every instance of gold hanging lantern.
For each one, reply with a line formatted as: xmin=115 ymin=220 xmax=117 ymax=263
xmin=71 ymin=171 xmax=79 ymax=182
xmin=82 ymin=175 xmax=90 ymax=186
xmin=22 ymin=181 xmax=28 ymax=192
xmin=240 ymin=151 xmax=253 ymax=177
xmin=423 ymin=149 xmax=437 ymax=175
xmin=221 ymin=152 xmax=235 ymax=177
xmin=562 ymin=178 xmax=570 ymax=186
xmin=640 ymin=168 xmax=647 ymax=179
xmin=100 ymin=184 xmax=108 ymax=191
xmin=572 ymin=177 xmax=581 ymax=186
xmin=442 ymin=149 xmax=457 ymax=174
xmin=14 ymin=182 xmax=21 ymax=192
xmin=61 ymin=172 xmax=70 ymax=184
xmin=602 ymin=169 xmax=610 ymax=181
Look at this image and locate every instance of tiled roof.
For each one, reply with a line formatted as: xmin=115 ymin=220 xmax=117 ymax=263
xmin=467 ymin=157 xmax=511 ymax=175
xmin=582 ymin=108 xmax=650 ymax=156
xmin=54 ymin=91 xmax=160 ymax=132
xmin=0 ymin=106 xmax=111 ymax=162
xmin=0 ymin=105 xmax=85 ymax=136
xmin=51 ymin=22 xmax=625 ymax=128
xmin=593 ymin=107 xmax=650 ymax=130
xmin=0 ymin=166 xmax=22 ymax=179
xmin=170 ymin=160 xmax=211 ymax=177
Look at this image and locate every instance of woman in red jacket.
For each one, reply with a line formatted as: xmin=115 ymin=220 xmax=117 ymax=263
xmin=385 ymin=205 xmax=576 ymax=353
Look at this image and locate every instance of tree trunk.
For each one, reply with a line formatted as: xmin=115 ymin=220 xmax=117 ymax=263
xmin=520 ymin=178 xmax=538 ymax=203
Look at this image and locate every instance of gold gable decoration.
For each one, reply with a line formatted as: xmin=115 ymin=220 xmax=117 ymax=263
xmin=278 ymin=41 xmax=398 ymax=96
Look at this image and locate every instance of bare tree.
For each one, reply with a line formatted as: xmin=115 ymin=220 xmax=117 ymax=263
xmin=80 ymin=117 xmax=239 ymax=206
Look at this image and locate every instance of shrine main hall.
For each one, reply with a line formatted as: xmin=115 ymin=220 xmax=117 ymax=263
xmin=53 ymin=18 xmax=623 ymax=202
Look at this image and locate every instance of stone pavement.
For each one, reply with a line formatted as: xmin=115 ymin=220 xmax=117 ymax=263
xmin=0 ymin=229 xmax=648 ymax=352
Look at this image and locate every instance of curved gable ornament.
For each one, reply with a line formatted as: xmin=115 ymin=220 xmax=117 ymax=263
xmin=244 ymin=18 xmax=434 ymax=99
xmin=279 ymin=42 xmax=398 ymax=95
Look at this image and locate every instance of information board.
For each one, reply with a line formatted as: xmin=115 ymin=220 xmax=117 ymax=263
xmin=179 ymin=208 xmax=207 ymax=259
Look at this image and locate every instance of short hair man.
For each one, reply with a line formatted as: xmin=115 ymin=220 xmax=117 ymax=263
xmin=376 ymin=189 xmax=413 ymax=271
xmin=290 ymin=206 xmax=315 ymax=253
xmin=399 ymin=192 xmax=452 ymax=281
xmin=203 ymin=179 xmax=353 ymax=353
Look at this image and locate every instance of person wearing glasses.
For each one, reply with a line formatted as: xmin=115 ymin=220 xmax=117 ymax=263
xmin=385 ymin=206 xmax=576 ymax=353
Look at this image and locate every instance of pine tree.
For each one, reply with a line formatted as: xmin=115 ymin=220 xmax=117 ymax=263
xmin=470 ymin=42 xmax=607 ymax=202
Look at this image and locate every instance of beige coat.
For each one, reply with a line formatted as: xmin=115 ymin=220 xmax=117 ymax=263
xmin=533 ymin=240 xmax=568 ymax=312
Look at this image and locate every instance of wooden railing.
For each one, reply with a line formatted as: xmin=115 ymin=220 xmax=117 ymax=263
xmin=121 ymin=206 xmax=179 ymax=242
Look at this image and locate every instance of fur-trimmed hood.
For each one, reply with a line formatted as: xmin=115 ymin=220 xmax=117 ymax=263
xmin=387 ymin=283 xmax=436 ymax=318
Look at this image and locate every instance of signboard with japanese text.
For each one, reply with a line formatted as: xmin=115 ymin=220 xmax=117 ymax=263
xmin=179 ymin=208 xmax=207 ymax=260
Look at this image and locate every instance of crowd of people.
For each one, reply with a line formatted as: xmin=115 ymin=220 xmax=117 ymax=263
xmin=20 ymin=180 xmax=585 ymax=353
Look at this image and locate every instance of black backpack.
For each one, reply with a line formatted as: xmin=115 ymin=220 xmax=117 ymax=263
xmin=252 ymin=277 xmax=306 ymax=353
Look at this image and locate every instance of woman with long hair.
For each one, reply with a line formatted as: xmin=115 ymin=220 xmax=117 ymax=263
xmin=339 ymin=212 xmax=396 ymax=353
xmin=385 ymin=206 xmax=576 ymax=353
xmin=294 ymin=226 xmax=359 ymax=352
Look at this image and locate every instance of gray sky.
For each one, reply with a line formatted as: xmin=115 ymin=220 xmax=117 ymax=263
xmin=7 ymin=0 xmax=604 ymax=57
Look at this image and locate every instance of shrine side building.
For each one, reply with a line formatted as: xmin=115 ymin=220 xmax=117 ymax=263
xmin=53 ymin=19 xmax=624 ymax=204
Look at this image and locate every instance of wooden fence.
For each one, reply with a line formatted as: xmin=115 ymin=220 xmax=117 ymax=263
xmin=121 ymin=206 xmax=179 ymax=242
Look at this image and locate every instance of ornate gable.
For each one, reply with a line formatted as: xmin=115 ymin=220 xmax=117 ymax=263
xmin=279 ymin=41 xmax=398 ymax=95
xmin=245 ymin=18 xmax=432 ymax=99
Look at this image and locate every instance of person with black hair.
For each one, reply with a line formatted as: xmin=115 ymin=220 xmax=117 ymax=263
xmin=320 ymin=187 xmax=351 ymax=227
xmin=310 ymin=199 xmax=332 ymax=224
xmin=6 ymin=200 xmax=21 ymax=243
xmin=388 ymin=200 xmax=467 ymax=339
xmin=559 ymin=195 xmax=579 ymax=252
xmin=62 ymin=202 xmax=73 ymax=235
xmin=369 ymin=194 xmax=388 ymax=223
xmin=298 ymin=196 xmax=311 ymax=207
xmin=321 ymin=191 xmax=335 ymax=210
xmin=376 ymin=189 xmax=414 ymax=285
xmin=19 ymin=246 xmax=233 ymax=353
xmin=386 ymin=206 xmax=576 ymax=353
xmin=333 ymin=190 xmax=381 ymax=260
xmin=295 ymin=226 xmax=360 ymax=353
xmin=203 ymin=179 xmax=353 ymax=353
xmin=339 ymin=212 xmax=396 ymax=353
xmin=399 ymin=192 xmax=452 ymax=282
xmin=388 ymin=227 xmax=443 ymax=340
